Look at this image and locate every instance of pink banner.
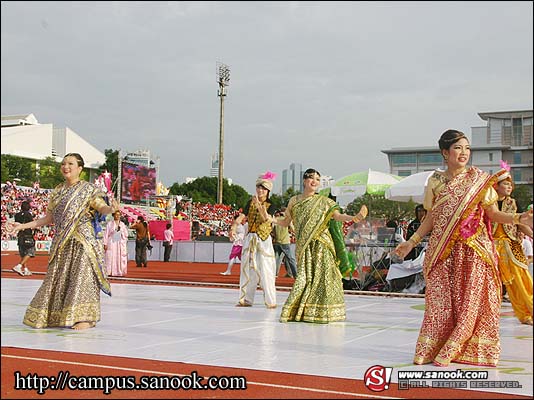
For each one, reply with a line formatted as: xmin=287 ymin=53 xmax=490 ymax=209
xmin=148 ymin=219 xmax=191 ymax=241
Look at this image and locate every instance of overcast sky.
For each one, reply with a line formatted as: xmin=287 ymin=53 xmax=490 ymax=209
xmin=1 ymin=1 xmax=533 ymax=194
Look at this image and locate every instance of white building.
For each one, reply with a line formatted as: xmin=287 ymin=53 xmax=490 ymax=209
xmin=1 ymin=113 xmax=106 ymax=180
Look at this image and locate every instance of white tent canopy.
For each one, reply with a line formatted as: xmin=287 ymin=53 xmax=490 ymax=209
xmin=384 ymin=170 xmax=437 ymax=203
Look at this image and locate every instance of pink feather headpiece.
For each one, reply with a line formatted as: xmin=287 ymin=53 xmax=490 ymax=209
xmin=499 ymin=160 xmax=510 ymax=172
xmin=260 ymin=171 xmax=277 ymax=181
xmin=256 ymin=171 xmax=277 ymax=191
xmin=497 ymin=160 xmax=512 ymax=183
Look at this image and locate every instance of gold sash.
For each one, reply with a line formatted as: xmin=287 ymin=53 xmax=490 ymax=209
xmin=425 ymin=167 xmax=502 ymax=275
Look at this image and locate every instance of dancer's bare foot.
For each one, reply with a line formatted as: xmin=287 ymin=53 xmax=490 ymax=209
xmin=72 ymin=322 xmax=95 ymax=330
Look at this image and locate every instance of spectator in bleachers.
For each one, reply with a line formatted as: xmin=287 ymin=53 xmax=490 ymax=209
xmin=1 ymin=183 xmax=55 ymax=241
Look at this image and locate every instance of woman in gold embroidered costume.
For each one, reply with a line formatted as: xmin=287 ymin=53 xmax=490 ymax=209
xmin=232 ymin=171 xmax=278 ymax=308
xmin=492 ymin=165 xmax=533 ymax=325
xmin=9 ymin=153 xmax=119 ymax=330
xmin=394 ymin=130 xmax=533 ymax=367
xmin=277 ymin=169 xmax=368 ymax=323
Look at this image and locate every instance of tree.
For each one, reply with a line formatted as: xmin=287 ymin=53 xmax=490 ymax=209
xmin=1 ymin=154 xmax=35 ymax=186
xmin=99 ymin=149 xmax=120 ymax=189
xmin=169 ymin=177 xmax=251 ymax=209
xmin=513 ymin=184 xmax=533 ymax=211
xmin=38 ymin=156 xmax=64 ymax=188
xmin=1 ymin=156 xmax=8 ymax=183
xmin=346 ymin=194 xmax=417 ymax=223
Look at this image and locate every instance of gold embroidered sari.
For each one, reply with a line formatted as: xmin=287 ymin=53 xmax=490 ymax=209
xmin=279 ymin=195 xmax=345 ymax=323
xmin=414 ymin=167 xmax=502 ymax=367
xmin=23 ymin=181 xmax=111 ymax=328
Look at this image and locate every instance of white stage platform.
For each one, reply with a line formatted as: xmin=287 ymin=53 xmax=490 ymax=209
xmin=1 ymin=278 xmax=532 ymax=397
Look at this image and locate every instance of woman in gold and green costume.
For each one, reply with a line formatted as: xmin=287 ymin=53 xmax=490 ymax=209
xmin=394 ymin=130 xmax=534 ymax=367
xmin=9 ymin=153 xmax=119 ymax=330
xmin=277 ymin=168 xmax=368 ymax=323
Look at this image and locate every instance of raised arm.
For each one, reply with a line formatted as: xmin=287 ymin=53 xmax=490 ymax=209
xmin=484 ymin=203 xmax=533 ymax=228
xmin=9 ymin=211 xmax=54 ymax=235
xmin=332 ymin=204 xmax=368 ymax=223
xmin=95 ymin=197 xmax=120 ymax=216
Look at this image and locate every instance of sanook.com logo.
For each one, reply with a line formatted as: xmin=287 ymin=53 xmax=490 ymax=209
xmin=364 ymin=365 xmax=393 ymax=392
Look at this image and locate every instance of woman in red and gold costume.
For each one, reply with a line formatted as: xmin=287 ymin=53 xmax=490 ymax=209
xmin=394 ymin=130 xmax=533 ymax=367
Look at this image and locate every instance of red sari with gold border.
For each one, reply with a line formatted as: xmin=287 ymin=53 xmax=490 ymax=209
xmin=414 ymin=167 xmax=503 ymax=367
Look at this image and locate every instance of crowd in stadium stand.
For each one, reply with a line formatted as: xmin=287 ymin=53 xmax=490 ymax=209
xmin=1 ymin=183 xmax=245 ymax=241
xmin=1 ymin=182 xmax=55 ymax=241
xmin=2 ymin=182 xmax=370 ymax=242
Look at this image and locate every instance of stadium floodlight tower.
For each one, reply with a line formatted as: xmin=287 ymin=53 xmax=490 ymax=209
xmin=216 ymin=62 xmax=230 ymax=204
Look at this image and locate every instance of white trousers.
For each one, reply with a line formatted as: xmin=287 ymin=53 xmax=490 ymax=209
xmin=238 ymin=233 xmax=277 ymax=307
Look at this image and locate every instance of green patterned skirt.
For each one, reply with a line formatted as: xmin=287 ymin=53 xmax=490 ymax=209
xmin=280 ymin=238 xmax=345 ymax=323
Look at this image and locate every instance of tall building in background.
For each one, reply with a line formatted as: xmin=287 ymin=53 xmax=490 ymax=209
xmin=472 ymin=110 xmax=532 ymax=185
xmin=210 ymin=153 xmax=219 ymax=178
xmin=382 ymin=110 xmax=532 ymax=193
xmin=282 ymin=163 xmax=303 ymax=194
xmin=201 ymin=153 xmax=232 ymax=185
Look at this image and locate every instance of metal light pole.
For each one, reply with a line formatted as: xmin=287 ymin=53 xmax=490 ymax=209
xmin=216 ymin=62 xmax=230 ymax=204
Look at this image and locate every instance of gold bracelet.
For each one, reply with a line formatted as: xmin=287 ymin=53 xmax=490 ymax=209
xmin=513 ymin=213 xmax=521 ymax=225
xmin=409 ymin=232 xmax=422 ymax=246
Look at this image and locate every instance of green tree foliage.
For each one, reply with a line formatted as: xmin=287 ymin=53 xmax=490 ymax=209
xmin=1 ymin=154 xmax=90 ymax=189
xmin=346 ymin=194 xmax=418 ymax=223
xmin=1 ymin=154 xmax=35 ymax=186
xmin=513 ymin=184 xmax=533 ymax=211
xmin=269 ymin=193 xmax=283 ymax=210
xmin=38 ymin=156 xmax=64 ymax=188
xmin=1 ymin=156 xmax=8 ymax=183
xmin=100 ymin=149 xmax=119 ymax=185
xmin=169 ymin=176 xmax=251 ymax=209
